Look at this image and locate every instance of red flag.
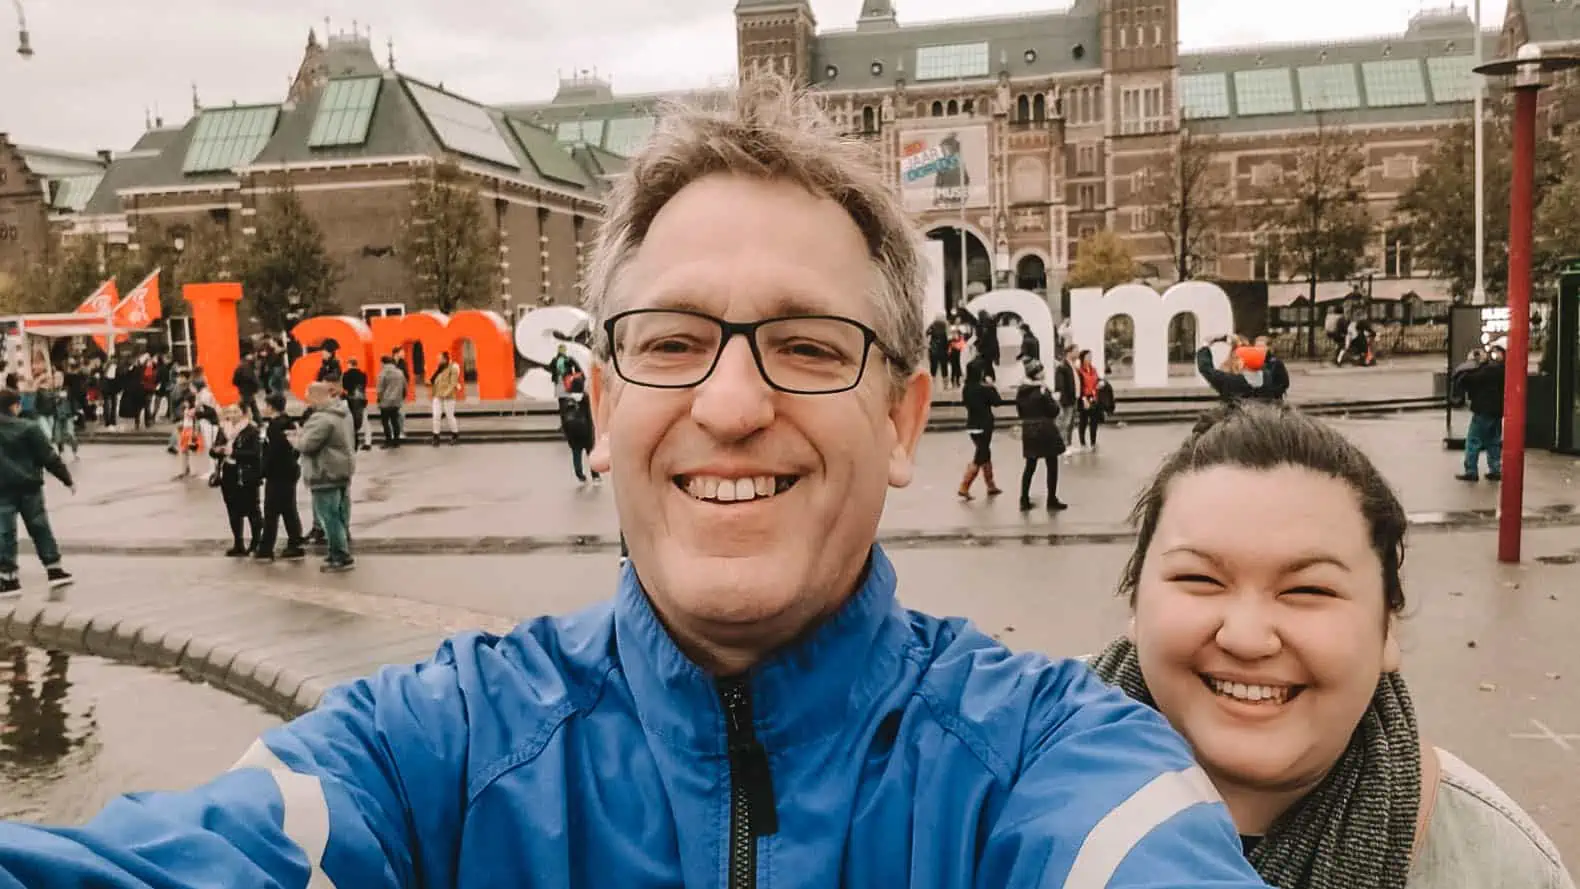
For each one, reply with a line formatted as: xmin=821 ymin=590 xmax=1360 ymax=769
xmin=92 ymin=269 xmax=161 ymax=349
xmin=73 ymin=278 xmax=119 ymax=317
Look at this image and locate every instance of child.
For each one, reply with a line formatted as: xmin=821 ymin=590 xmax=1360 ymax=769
xmin=50 ymin=373 xmax=79 ymax=462
xmin=174 ymin=395 xmax=204 ymax=480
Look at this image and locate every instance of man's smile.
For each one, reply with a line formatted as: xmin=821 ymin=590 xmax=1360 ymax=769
xmin=675 ymin=474 xmax=801 ymax=503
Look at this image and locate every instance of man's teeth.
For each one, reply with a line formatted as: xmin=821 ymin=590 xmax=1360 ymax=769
xmin=1207 ymin=678 xmax=1293 ymax=704
xmin=685 ymin=475 xmax=783 ymax=503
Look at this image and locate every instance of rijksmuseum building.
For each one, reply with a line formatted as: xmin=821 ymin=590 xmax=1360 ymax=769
xmin=3 ymin=0 xmax=1580 ymax=343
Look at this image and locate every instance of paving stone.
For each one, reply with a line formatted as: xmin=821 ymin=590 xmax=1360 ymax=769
xmin=29 ymin=603 xmax=82 ymax=650
xmin=250 ymin=625 xmax=438 ymax=694
xmin=2 ymin=601 xmax=51 ymax=647
xmin=134 ymin=600 xmax=306 ymax=668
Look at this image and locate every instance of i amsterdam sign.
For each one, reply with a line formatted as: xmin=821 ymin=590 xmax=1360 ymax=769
xmin=183 ymin=283 xmax=592 ymax=405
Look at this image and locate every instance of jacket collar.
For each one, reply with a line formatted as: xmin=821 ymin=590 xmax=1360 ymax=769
xmin=614 ymin=545 xmax=910 ymax=755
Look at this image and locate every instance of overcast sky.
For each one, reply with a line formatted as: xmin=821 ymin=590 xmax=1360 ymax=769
xmin=1 ymin=0 xmax=1507 ymax=152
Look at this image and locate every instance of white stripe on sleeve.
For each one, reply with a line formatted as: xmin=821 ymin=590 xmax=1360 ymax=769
xmin=1060 ymin=765 xmax=1223 ymax=889
xmin=231 ymin=740 xmax=340 ymax=889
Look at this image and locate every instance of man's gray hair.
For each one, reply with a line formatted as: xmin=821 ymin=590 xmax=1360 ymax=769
xmin=582 ymin=75 xmax=927 ymax=380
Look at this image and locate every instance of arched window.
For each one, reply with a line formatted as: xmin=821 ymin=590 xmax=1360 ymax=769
xmin=962 ymin=98 xmax=974 ymax=115
xmin=1016 ymin=94 xmax=1030 ymax=121
xmin=931 ymin=101 xmax=944 ymax=116
xmin=1032 ymin=94 xmax=1046 ymax=121
xmin=947 ymin=99 xmax=959 ymax=115
xmin=861 ymin=105 xmax=876 ymax=132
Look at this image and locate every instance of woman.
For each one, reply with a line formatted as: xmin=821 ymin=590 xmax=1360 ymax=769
xmin=1076 ymin=349 xmax=1102 ymax=449
xmin=957 ymin=355 xmax=1003 ymax=500
xmin=1011 ymin=360 xmax=1067 ymax=513
xmin=210 ymin=405 xmax=264 ymax=557
xmin=1089 ymin=400 xmax=1572 ymax=888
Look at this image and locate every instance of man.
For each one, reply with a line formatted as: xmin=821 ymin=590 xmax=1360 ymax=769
xmin=1455 ymin=344 xmax=1505 ymax=482
xmin=428 ymin=351 xmax=461 ymax=445
xmin=295 ymin=381 xmax=356 ymax=572
xmin=0 ymin=79 xmax=1265 ymax=888
xmin=375 ymin=354 xmax=406 ymax=448
xmin=231 ymin=355 xmax=261 ymax=421
xmin=1253 ymin=334 xmax=1289 ymax=400
xmin=0 ymin=389 xmax=74 ymax=596
xmin=1052 ymin=344 xmax=1080 ymax=450
xmin=340 ymin=357 xmax=372 ymax=451
xmin=253 ymin=393 xmax=307 ymax=563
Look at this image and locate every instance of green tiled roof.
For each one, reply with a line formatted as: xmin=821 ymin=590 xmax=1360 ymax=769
xmin=308 ymin=77 xmax=381 ymax=148
xmin=50 ymin=174 xmax=103 ymax=212
xmin=403 ymin=78 xmax=519 ymax=169
xmin=602 ymin=116 xmax=657 ymax=156
xmin=505 ymin=117 xmax=593 ymax=188
xmin=1180 ymin=72 xmax=1232 ymax=119
xmin=182 ymin=105 xmax=280 ymax=174
xmin=1233 ymin=68 xmax=1297 ymax=116
xmin=1297 ymin=63 xmax=1362 ymax=110
xmin=1425 ymin=55 xmax=1477 ymax=102
xmin=1361 ymin=59 xmax=1430 ymax=107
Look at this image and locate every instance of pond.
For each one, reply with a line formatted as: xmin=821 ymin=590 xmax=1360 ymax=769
xmin=0 ymin=644 xmax=282 ymax=825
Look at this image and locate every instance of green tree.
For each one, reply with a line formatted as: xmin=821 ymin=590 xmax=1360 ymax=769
xmin=399 ymin=163 xmax=499 ymax=313
xmin=1137 ymin=127 xmax=1231 ymax=281
xmin=1398 ymin=113 xmax=1568 ymax=302
xmin=235 ymin=186 xmax=341 ymax=333
xmin=1534 ymin=134 xmax=1580 ymax=278
xmin=1255 ymin=119 xmax=1374 ymax=310
xmin=1068 ymin=229 xmax=1136 ymax=291
xmin=8 ymin=234 xmax=106 ymax=314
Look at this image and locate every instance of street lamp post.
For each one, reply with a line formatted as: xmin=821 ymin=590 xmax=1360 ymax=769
xmin=11 ymin=0 xmax=31 ymax=58
xmin=1475 ymin=45 xmax=1580 ymax=563
xmin=1471 ymin=0 xmax=1485 ymax=305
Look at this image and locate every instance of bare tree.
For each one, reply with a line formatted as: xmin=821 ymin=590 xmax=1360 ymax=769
xmin=1255 ymin=118 xmax=1373 ymax=356
xmin=1137 ymin=127 xmax=1231 ymax=281
xmin=400 ymin=162 xmax=500 ymax=313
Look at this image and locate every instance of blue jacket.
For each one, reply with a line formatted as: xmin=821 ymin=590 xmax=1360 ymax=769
xmin=0 ymin=547 xmax=1267 ymax=888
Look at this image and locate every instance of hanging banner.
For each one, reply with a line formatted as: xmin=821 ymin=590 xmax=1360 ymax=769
xmin=898 ymin=125 xmax=990 ymax=213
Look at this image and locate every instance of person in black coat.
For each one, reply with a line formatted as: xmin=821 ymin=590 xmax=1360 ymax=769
xmin=1254 ymin=336 xmax=1290 ymax=401
xmin=558 ymin=372 xmax=600 ymax=484
xmin=957 ymin=356 xmax=1004 ymax=500
xmin=1196 ymin=335 xmax=1260 ymax=401
xmin=255 ymin=394 xmax=307 ymax=561
xmin=1013 ymin=360 xmax=1068 ymax=513
xmin=1455 ymin=345 xmax=1506 ymax=482
xmin=210 ymin=405 xmax=264 ymax=557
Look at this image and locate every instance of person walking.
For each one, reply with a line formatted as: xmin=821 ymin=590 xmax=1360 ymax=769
xmin=48 ymin=372 xmax=79 ymax=463
xmin=210 ymin=405 xmax=264 ymax=558
xmin=340 ymin=358 xmax=372 ymax=451
xmin=957 ymin=355 xmax=1003 ymax=500
xmin=295 ymin=382 xmax=356 ymax=572
xmin=254 ymin=394 xmax=307 ymax=562
xmin=557 ymin=371 xmax=600 ymax=484
xmin=1455 ymin=344 xmax=1505 ymax=482
xmin=0 ymin=389 xmax=75 ymax=596
xmin=428 ymin=352 xmax=461 ymax=445
xmin=1013 ymin=360 xmax=1068 ymax=512
xmin=375 ymin=355 xmax=406 ymax=449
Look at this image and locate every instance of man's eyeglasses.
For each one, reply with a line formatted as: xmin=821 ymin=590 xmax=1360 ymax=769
xmin=603 ymin=309 xmax=903 ymax=395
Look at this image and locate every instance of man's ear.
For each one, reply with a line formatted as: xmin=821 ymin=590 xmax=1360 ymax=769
xmin=887 ymin=370 xmax=932 ymax=488
xmin=589 ymin=361 xmax=614 ymax=474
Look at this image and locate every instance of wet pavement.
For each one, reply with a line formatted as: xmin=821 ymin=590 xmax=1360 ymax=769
xmin=0 ymin=644 xmax=279 ymax=824
xmin=41 ymin=413 xmax=1580 ymax=551
xmin=6 ymin=522 xmax=1578 ymax=854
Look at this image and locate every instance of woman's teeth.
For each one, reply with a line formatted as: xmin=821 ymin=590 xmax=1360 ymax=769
xmin=1205 ymin=677 xmax=1296 ymax=704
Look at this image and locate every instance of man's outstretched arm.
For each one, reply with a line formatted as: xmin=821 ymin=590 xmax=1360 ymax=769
xmin=0 ymin=653 xmax=468 ymax=889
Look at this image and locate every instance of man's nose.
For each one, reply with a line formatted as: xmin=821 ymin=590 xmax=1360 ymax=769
xmin=1213 ymin=594 xmax=1282 ymax=662
xmin=690 ymin=335 xmax=775 ymax=442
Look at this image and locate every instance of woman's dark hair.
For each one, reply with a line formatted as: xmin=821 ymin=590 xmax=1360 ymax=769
xmin=1077 ymin=349 xmax=1092 ymax=363
xmin=1119 ymin=400 xmax=1407 ymax=613
xmin=265 ymin=393 xmax=288 ymax=413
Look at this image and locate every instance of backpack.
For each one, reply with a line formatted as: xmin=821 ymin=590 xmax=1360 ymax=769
xmin=142 ymin=363 xmax=158 ymax=391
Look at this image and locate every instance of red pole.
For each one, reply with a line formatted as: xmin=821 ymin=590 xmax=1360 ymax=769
xmin=1498 ymin=86 xmax=1538 ymax=563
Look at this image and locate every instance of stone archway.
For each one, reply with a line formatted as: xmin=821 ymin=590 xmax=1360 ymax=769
xmin=1015 ymin=254 xmax=1048 ymax=294
xmin=925 ymin=225 xmax=992 ymax=313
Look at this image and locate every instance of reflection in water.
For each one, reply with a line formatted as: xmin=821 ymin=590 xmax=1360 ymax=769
xmin=0 ymin=645 xmax=280 ymax=825
xmin=2 ymin=645 xmax=83 ymax=768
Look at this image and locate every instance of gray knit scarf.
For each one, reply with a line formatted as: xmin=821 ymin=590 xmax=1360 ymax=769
xmin=1088 ymin=638 xmax=1421 ymax=889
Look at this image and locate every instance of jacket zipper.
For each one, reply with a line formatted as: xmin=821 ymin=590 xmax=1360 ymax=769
xmin=719 ymin=677 xmax=778 ymax=889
